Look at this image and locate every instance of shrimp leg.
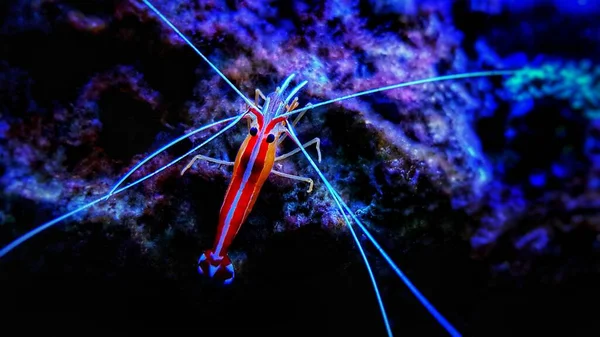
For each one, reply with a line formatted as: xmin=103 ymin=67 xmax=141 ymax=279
xmin=277 ymin=103 xmax=312 ymax=145
xmin=271 ymin=170 xmax=314 ymax=193
xmin=255 ymin=88 xmax=267 ymax=108
xmin=181 ymin=155 xmax=234 ymax=175
xmin=178 ymin=137 xmax=323 ymax=172
xmin=275 ymin=137 xmax=321 ymax=163
xmin=288 ymin=102 xmax=311 ymax=127
xmin=178 ymin=154 xmax=316 ymax=193
xmin=179 ymin=141 xmax=320 ymax=192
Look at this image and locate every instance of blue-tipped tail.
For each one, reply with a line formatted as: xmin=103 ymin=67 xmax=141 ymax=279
xmin=198 ymin=250 xmax=235 ymax=285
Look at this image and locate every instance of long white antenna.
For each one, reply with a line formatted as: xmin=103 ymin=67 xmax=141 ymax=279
xmin=142 ymin=0 xmax=259 ymax=111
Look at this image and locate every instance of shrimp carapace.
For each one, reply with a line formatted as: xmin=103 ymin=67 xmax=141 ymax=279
xmin=191 ymin=75 xmax=311 ymax=285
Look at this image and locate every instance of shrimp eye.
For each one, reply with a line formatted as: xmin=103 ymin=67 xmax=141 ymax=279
xmin=249 ymin=127 xmax=258 ymax=136
xmin=266 ymin=134 xmax=275 ymax=143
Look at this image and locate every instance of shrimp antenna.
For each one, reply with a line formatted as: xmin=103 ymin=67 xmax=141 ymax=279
xmin=278 ymin=73 xmax=296 ymax=94
xmin=109 ymin=115 xmax=239 ymax=195
xmin=284 ymin=123 xmax=391 ymax=336
xmin=108 ymin=0 xmax=260 ymax=193
xmin=285 ymin=123 xmax=462 ymax=337
xmin=285 ymin=80 xmax=309 ymax=105
xmin=0 ymin=114 xmax=247 ymax=258
xmin=142 ymin=0 xmax=258 ymax=111
xmin=279 ymin=70 xmax=517 ymax=119
xmin=283 ymin=130 xmax=392 ymax=336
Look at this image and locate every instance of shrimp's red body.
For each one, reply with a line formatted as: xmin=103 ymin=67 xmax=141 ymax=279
xmin=198 ymin=90 xmax=294 ymax=284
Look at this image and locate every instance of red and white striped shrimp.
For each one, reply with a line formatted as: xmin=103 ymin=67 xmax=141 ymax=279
xmin=186 ymin=76 xmax=320 ymax=284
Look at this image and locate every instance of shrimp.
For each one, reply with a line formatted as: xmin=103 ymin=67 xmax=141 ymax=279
xmin=0 ymin=1 xmax=524 ymax=336
xmin=182 ymin=75 xmax=320 ymax=285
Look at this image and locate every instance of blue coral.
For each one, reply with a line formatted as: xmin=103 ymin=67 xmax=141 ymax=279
xmin=505 ymin=61 xmax=600 ymax=119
